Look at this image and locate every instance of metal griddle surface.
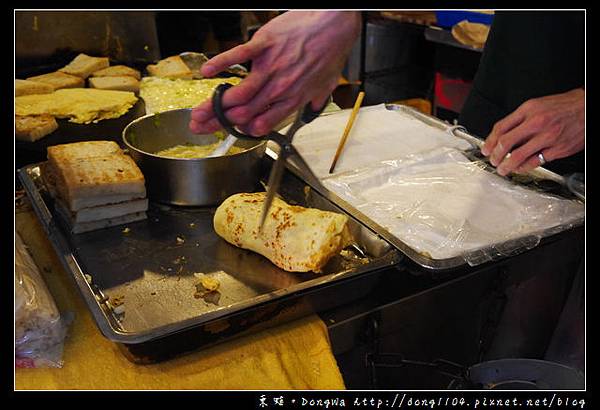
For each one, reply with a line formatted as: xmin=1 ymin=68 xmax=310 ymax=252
xmin=19 ymin=159 xmax=401 ymax=344
xmin=16 ymin=100 xmax=147 ymax=169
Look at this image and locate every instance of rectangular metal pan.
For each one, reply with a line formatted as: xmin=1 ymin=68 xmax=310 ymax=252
xmin=287 ymin=104 xmax=585 ymax=271
xmin=18 ymin=155 xmax=402 ymax=344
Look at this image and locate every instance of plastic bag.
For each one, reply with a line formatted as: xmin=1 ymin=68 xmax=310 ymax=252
xmin=15 ymin=231 xmax=69 ymax=368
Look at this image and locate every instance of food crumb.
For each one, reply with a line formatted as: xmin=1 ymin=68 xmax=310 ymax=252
xmin=201 ymin=290 xmax=221 ymax=305
xmin=339 ymin=250 xmax=352 ymax=258
xmin=303 ymin=185 xmax=311 ymax=198
xmin=150 ymin=292 xmax=157 ymax=296
xmin=109 ymin=295 xmax=125 ymax=314
xmin=111 ymin=295 xmax=125 ymax=306
xmin=84 ymin=274 xmax=92 ymax=284
xmin=200 ymin=277 xmax=220 ymax=292
xmin=189 ymin=222 xmax=196 ymax=228
xmin=122 ymin=227 xmax=131 ymax=234
xmin=176 ymin=235 xmax=185 ymax=245
xmin=193 ymin=276 xmax=222 ymax=305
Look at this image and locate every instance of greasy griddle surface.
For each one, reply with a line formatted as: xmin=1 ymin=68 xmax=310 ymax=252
xmin=69 ymin=201 xmax=312 ymax=333
xmin=26 ymin=162 xmax=386 ymax=340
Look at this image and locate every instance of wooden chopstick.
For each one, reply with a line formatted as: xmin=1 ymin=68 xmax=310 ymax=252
xmin=329 ymin=91 xmax=365 ymax=174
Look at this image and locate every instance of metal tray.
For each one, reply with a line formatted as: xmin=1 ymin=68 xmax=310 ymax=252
xmin=18 ymin=155 xmax=402 ymax=344
xmin=289 ymin=104 xmax=585 ymax=271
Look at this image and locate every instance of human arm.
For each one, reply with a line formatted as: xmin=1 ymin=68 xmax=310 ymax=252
xmin=481 ymin=88 xmax=585 ymax=176
xmin=189 ymin=11 xmax=362 ymax=136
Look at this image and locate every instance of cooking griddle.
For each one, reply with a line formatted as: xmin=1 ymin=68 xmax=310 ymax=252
xmin=18 ymin=155 xmax=403 ymax=347
xmin=15 ymin=58 xmax=243 ymax=170
xmin=16 ymin=100 xmax=146 ymax=170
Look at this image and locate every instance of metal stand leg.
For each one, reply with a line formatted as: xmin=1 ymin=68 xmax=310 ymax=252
xmin=363 ymin=313 xmax=472 ymax=389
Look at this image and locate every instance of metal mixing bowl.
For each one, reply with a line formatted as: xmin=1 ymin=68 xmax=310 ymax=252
xmin=123 ymin=108 xmax=266 ymax=206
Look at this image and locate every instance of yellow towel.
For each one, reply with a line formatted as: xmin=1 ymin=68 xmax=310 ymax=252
xmin=15 ymin=204 xmax=346 ymax=390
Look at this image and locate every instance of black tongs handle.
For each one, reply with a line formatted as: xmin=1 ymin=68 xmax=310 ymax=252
xmin=212 ymin=83 xmax=258 ymax=141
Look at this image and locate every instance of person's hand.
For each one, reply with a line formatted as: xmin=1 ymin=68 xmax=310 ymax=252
xmin=481 ymin=88 xmax=585 ymax=176
xmin=189 ymin=11 xmax=361 ymax=136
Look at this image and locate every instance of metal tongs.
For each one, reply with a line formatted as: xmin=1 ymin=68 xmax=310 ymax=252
xmin=212 ymin=83 xmax=328 ymax=230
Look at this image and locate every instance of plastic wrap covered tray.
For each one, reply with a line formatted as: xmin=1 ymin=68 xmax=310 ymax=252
xmin=288 ymin=104 xmax=585 ymax=270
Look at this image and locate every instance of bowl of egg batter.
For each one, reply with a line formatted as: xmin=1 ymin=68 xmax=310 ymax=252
xmin=123 ymin=108 xmax=266 ymax=206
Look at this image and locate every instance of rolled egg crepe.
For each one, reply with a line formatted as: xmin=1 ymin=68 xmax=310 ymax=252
xmin=213 ymin=192 xmax=353 ymax=272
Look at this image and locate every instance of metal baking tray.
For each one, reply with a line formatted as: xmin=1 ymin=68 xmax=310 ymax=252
xmin=290 ymin=104 xmax=585 ymax=271
xmin=18 ymin=155 xmax=402 ymax=344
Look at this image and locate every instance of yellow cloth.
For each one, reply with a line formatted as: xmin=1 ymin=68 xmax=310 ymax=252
xmin=15 ymin=205 xmax=346 ymax=390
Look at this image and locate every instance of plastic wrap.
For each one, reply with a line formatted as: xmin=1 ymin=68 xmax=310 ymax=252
xmin=323 ymin=148 xmax=585 ymax=265
xmin=290 ymin=104 xmax=473 ymax=178
xmin=15 ymin=231 xmax=69 ymax=368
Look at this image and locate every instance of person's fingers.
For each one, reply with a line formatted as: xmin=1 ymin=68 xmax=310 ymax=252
xmin=219 ymin=71 xmax=271 ymax=108
xmin=514 ymin=148 xmax=556 ymax=174
xmin=225 ymin=86 xmax=277 ymax=125
xmin=482 ymin=108 xmax=526 ymax=156
xmin=489 ymin=139 xmax=513 ymax=168
xmin=245 ymin=99 xmax=300 ymax=136
xmin=189 ymin=117 xmax=223 ymax=134
xmin=311 ymin=93 xmax=330 ymax=112
xmin=190 ymin=100 xmax=213 ymax=122
xmin=310 ymin=78 xmax=337 ymax=111
xmin=189 ymin=119 xmax=208 ymax=134
xmin=225 ymin=75 xmax=304 ymax=124
xmin=496 ymin=133 xmax=552 ymax=176
xmin=488 ymin=118 xmax=541 ymax=167
xmin=190 ymin=100 xmax=218 ymax=134
xmin=190 ymin=72 xmax=271 ymax=132
xmin=235 ymin=73 xmax=337 ymax=134
xmin=201 ymin=41 xmax=264 ymax=77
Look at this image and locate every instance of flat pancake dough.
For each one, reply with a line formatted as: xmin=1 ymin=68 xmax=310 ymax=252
xmin=213 ymin=192 xmax=353 ymax=273
xmin=15 ymin=88 xmax=138 ymax=124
